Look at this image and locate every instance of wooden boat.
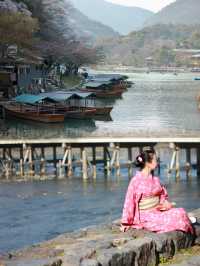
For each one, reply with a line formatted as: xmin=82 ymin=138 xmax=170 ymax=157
xmin=85 ymin=74 xmax=130 ymax=91
xmin=79 ymin=87 xmax=123 ymax=98
xmin=2 ymin=102 xmax=65 ymax=123
xmin=64 ymin=107 xmax=97 ymax=119
xmin=10 ymin=93 xmax=112 ymax=120
xmin=85 ymin=106 xmax=113 ymax=116
xmin=80 ymin=80 xmax=125 ymax=98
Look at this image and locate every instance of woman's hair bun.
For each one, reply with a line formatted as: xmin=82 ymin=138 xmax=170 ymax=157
xmin=135 ymin=154 xmax=145 ymax=168
xmin=134 ymin=149 xmax=155 ymax=169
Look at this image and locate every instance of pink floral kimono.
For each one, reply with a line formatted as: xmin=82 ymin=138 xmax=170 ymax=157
xmin=121 ymin=171 xmax=193 ymax=234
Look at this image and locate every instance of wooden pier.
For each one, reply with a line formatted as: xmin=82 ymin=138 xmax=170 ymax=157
xmin=0 ymin=137 xmax=200 ymax=180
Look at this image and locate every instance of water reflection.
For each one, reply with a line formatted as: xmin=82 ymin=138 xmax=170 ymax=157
xmin=0 ymin=117 xmax=97 ymax=139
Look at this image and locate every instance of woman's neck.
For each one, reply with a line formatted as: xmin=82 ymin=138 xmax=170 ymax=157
xmin=141 ymin=167 xmax=151 ymax=177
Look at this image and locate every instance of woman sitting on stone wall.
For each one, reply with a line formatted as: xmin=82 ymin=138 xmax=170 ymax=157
xmin=121 ymin=149 xmax=195 ymax=233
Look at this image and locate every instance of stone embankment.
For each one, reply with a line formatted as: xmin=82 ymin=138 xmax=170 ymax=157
xmin=1 ymin=209 xmax=200 ymax=266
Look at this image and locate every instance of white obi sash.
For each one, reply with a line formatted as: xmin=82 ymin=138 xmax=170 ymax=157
xmin=139 ymin=196 xmax=160 ymax=210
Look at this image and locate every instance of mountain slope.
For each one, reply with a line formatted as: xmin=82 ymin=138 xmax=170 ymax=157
xmin=69 ymin=7 xmax=119 ymax=41
xmin=42 ymin=0 xmax=119 ymax=41
xmin=70 ymin=0 xmax=154 ymax=35
xmin=145 ymin=0 xmax=200 ymax=26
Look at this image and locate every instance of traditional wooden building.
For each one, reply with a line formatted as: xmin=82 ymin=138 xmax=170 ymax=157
xmin=0 ymin=56 xmax=48 ymax=99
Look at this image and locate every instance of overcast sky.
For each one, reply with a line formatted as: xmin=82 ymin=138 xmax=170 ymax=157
xmin=105 ymin=0 xmax=176 ymax=12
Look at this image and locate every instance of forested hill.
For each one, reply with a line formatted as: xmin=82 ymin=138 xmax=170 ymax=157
xmin=145 ymin=0 xmax=200 ymax=27
xmin=100 ymin=24 xmax=200 ymax=66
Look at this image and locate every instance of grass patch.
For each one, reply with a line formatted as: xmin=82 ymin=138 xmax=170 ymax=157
xmin=62 ymin=75 xmax=83 ymax=88
xmin=158 ymin=246 xmax=200 ymax=265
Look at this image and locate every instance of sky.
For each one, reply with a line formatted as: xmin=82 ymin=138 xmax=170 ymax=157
xmin=105 ymin=0 xmax=176 ymax=12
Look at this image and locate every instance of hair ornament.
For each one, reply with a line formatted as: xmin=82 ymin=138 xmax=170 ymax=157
xmin=138 ymin=156 xmax=143 ymax=162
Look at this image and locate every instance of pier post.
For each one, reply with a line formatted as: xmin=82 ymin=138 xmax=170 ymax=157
xmin=196 ymin=146 xmax=200 ymax=177
xmin=40 ymin=158 xmax=46 ymax=177
xmin=110 ymin=144 xmax=116 ymax=170
xmin=19 ymin=158 xmax=24 ymax=177
xmin=105 ymin=147 xmax=111 ymax=177
xmin=116 ymin=145 xmax=120 ymax=176
xmin=128 ymin=147 xmax=133 ymax=177
xmin=175 ymin=147 xmax=180 ymax=179
xmin=28 ymin=146 xmax=34 ymax=177
xmin=8 ymin=147 xmax=12 ymax=159
xmin=5 ymin=159 xmax=11 ymax=180
xmin=185 ymin=148 xmax=191 ymax=178
xmin=53 ymin=146 xmax=57 ymax=173
xmin=186 ymin=148 xmax=191 ymax=164
xmin=168 ymin=143 xmax=176 ymax=174
xmin=103 ymin=146 xmax=107 ymax=172
xmin=3 ymin=148 xmax=6 ymax=160
xmin=82 ymin=148 xmax=88 ymax=179
xmin=19 ymin=146 xmax=24 ymax=177
xmin=67 ymin=146 xmax=73 ymax=177
xmin=92 ymin=146 xmax=97 ymax=179
xmin=62 ymin=143 xmax=68 ymax=176
xmin=58 ymin=160 xmax=64 ymax=179
xmin=41 ymin=147 xmax=45 ymax=160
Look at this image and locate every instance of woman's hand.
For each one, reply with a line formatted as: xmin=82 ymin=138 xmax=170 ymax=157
xmin=120 ymin=224 xmax=130 ymax=232
xmin=163 ymin=201 xmax=173 ymax=210
xmin=156 ymin=201 xmax=172 ymax=211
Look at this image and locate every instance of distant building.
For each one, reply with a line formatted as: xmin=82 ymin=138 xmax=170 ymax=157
xmin=145 ymin=57 xmax=154 ymax=67
xmin=191 ymin=54 xmax=200 ymax=68
xmin=173 ymin=49 xmax=200 ymax=67
xmin=0 ymin=56 xmax=48 ymax=99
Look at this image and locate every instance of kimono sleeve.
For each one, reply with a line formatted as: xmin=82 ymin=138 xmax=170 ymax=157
xmin=121 ymin=178 xmax=142 ymax=226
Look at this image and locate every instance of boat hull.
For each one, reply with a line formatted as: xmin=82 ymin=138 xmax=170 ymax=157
xmin=3 ymin=105 xmax=65 ymax=123
xmin=64 ymin=108 xmax=96 ymax=119
xmin=86 ymin=106 xmax=113 ymax=116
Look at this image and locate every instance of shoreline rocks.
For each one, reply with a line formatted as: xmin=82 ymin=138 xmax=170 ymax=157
xmin=1 ymin=209 xmax=200 ymax=266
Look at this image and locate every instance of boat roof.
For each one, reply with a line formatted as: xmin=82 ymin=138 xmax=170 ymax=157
xmin=87 ymin=74 xmax=128 ymax=81
xmin=14 ymin=94 xmax=57 ymax=104
xmin=40 ymin=91 xmax=96 ymax=100
xmin=84 ymin=81 xmax=111 ymax=88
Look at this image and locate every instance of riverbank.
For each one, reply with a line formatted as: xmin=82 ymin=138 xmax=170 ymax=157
xmin=1 ymin=209 xmax=200 ymax=266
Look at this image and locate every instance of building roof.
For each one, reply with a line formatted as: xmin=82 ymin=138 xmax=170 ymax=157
xmin=191 ymin=54 xmax=200 ymax=58
xmin=173 ymin=49 xmax=200 ymax=54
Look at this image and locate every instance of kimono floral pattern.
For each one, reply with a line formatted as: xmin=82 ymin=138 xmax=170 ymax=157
xmin=121 ymin=171 xmax=193 ymax=233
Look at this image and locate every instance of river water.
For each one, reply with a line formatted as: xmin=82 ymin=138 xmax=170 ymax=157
xmin=1 ymin=72 xmax=200 ymax=253
xmin=1 ymin=166 xmax=200 ymax=253
xmin=1 ymin=72 xmax=200 ymax=138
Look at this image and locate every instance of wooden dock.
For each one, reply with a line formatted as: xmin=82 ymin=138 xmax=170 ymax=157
xmin=0 ymin=137 xmax=200 ymax=180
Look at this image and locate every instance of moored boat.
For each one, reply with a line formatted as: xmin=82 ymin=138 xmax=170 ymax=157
xmin=2 ymin=102 xmax=65 ymax=123
xmin=64 ymin=107 xmax=97 ymax=119
xmin=85 ymin=106 xmax=113 ymax=116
